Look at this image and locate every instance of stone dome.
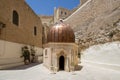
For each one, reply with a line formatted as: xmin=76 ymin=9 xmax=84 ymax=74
xmin=47 ymin=21 xmax=75 ymax=43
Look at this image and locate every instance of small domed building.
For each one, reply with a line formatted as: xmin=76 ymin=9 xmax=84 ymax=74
xmin=43 ymin=20 xmax=79 ymax=72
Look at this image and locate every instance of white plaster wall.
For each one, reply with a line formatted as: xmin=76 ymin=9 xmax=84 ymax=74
xmin=0 ymin=40 xmax=24 ymax=64
xmin=81 ymin=41 xmax=120 ymax=70
xmin=0 ymin=40 xmax=43 ymax=69
xmin=43 ymin=48 xmax=51 ymax=68
xmin=34 ymin=47 xmax=43 ymax=63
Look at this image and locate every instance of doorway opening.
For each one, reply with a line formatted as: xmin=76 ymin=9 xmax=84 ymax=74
xmin=59 ymin=55 xmax=65 ymax=70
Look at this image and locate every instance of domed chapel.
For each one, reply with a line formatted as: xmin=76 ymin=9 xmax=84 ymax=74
xmin=43 ymin=20 xmax=79 ymax=72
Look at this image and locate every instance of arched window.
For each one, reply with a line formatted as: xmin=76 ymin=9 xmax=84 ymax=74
xmin=12 ymin=10 xmax=19 ymax=26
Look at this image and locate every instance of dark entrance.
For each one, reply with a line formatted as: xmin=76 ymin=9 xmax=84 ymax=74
xmin=59 ymin=56 xmax=65 ymax=70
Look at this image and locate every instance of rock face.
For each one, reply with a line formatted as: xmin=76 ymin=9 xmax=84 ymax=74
xmin=64 ymin=0 xmax=120 ymax=49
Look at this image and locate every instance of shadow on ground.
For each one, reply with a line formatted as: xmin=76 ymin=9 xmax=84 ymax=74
xmin=5 ymin=63 xmax=42 ymax=70
xmin=75 ymin=65 xmax=83 ymax=71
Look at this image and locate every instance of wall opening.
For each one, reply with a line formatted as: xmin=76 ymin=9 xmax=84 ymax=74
xmin=34 ymin=26 xmax=37 ymax=36
xmin=59 ymin=55 xmax=65 ymax=70
xmin=12 ymin=10 xmax=19 ymax=26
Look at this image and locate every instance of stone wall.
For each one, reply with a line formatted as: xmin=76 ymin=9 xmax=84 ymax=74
xmin=39 ymin=15 xmax=54 ymax=27
xmin=54 ymin=7 xmax=78 ymax=23
xmin=39 ymin=15 xmax=54 ymax=44
xmin=64 ymin=0 xmax=120 ymax=49
xmin=80 ymin=0 xmax=88 ymax=6
xmin=54 ymin=7 xmax=71 ymax=23
xmin=0 ymin=0 xmax=43 ymax=47
xmin=0 ymin=0 xmax=43 ymax=69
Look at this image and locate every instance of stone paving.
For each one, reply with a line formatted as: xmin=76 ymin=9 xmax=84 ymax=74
xmin=0 ymin=63 xmax=120 ymax=80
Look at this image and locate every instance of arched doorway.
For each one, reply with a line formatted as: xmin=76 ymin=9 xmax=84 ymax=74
xmin=59 ymin=55 xmax=65 ymax=70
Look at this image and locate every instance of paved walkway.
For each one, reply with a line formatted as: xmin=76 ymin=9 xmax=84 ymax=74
xmin=0 ymin=63 xmax=120 ymax=80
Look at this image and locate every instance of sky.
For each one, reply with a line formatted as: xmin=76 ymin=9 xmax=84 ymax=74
xmin=25 ymin=0 xmax=80 ymax=16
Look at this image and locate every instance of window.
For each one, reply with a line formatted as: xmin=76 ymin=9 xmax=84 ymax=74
xmin=45 ymin=49 xmax=48 ymax=58
xmin=12 ymin=10 xmax=19 ymax=26
xmin=65 ymin=12 xmax=67 ymax=15
xmin=34 ymin=26 xmax=37 ymax=36
xmin=61 ymin=11 xmax=63 ymax=15
xmin=45 ymin=49 xmax=47 ymax=56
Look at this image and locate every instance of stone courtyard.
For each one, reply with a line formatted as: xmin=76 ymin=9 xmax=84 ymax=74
xmin=0 ymin=0 xmax=120 ymax=80
xmin=0 ymin=63 xmax=120 ymax=80
xmin=1 ymin=42 xmax=120 ymax=80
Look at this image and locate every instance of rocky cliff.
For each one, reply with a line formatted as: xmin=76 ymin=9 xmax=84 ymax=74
xmin=64 ymin=0 xmax=120 ymax=49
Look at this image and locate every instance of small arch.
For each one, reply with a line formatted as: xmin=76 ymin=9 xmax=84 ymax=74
xmin=12 ymin=10 xmax=19 ymax=26
xmin=59 ymin=55 xmax=65 ymax=70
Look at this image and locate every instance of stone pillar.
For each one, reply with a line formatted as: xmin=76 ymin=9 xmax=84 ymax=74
xmin=70 ymin=53 xmax=74 ymax=71
xmin=65 ymin=56 xmax=70 ymax=72
xmin=54 ymin=55 xmax=58 ymax=72
xmin=50 ymin=48 xmax=53 ymax=71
